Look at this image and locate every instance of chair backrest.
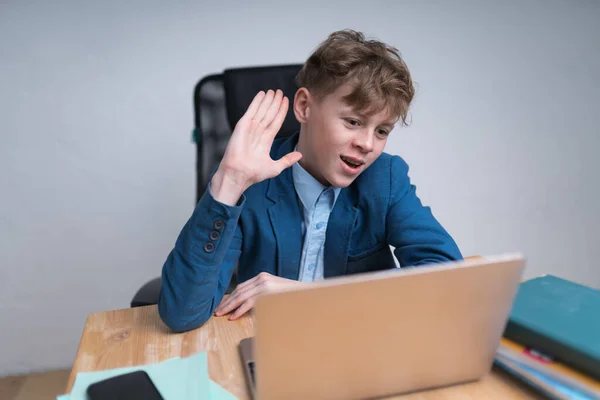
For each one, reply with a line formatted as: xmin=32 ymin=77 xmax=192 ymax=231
xmin=193 ymin=64 xmax=303 ymax=203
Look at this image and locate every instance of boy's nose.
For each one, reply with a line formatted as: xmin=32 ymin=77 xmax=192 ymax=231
xmin=354 ymin=131 xmax=374 ymax=153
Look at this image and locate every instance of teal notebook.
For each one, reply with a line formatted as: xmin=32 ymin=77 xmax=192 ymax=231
xmin=504 ymin=275 xmax=600 ymax=380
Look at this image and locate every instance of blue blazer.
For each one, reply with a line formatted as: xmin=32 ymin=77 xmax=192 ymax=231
xmin=158 ymin=133 xmax=462 ymax=332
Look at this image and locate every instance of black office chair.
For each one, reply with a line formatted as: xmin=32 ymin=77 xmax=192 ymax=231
xmin=131 ymin=64 xmax=303 ymax=308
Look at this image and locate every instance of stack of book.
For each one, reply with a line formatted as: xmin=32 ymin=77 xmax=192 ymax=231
xmin=496 ymin=275 xmax=600 ymax=399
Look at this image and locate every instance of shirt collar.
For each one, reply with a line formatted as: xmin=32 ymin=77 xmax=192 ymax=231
xmin=292 ymin=146 xmax=341 ymax=211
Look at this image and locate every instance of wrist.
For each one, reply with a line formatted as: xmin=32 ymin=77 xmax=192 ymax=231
xmin=210 ymin=167 xmax=249 ymax=206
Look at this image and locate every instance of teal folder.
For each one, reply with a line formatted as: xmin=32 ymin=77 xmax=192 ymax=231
xmin=504 ymin=275 xmax=600 ymax=380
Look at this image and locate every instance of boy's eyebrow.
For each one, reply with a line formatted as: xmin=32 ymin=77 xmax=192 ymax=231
xmin=380 ymin=120 xmax=397 ymax=128
xmin=361 ymin=113 xmax=397 ymax=128
xmin=342 ymin=107 xmax=397 ymax=127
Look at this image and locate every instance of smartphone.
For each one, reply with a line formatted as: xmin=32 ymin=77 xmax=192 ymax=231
xmin=86 ymin=370 xmax=164 ymax=400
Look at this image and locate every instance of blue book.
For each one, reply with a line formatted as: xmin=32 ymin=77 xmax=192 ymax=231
xmin=504 ymin=275 xmax=600 ymax=380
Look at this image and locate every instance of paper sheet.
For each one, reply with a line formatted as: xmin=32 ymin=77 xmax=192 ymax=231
xmin=56 ymin=352 xmax=237 ymax=399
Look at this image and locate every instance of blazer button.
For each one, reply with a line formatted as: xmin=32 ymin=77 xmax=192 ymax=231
xmin=209 ymin=231 xmax=220 ymax=241
xmin=204 ymin=242 xmax=215 ymax=253
xmin=213 ymin=220 xmax=225 ymax=230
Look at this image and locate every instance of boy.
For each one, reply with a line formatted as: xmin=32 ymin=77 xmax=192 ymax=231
xmin=159 ymin=30 xmax=462 ymax=332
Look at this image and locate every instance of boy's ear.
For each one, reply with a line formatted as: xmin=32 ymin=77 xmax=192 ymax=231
xmin=293 ymin=88 xmax=311 ymax=123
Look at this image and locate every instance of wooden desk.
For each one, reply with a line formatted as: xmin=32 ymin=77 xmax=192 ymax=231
xmin=66 ymin=305 xmax=543 ymax=399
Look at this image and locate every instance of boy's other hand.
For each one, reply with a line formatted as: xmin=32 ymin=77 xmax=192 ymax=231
xmin=214 ymin=272 xmax=301 ymax=320
xmin=210 ymin=89 xmax=302 ymax=206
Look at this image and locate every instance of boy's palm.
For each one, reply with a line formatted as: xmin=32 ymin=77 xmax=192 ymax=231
xmin=219 ymin=89 xmax=302 ymax=188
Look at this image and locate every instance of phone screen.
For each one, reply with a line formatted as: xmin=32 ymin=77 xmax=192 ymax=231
xmin=86 ymin=370 xmax=164 ymax=400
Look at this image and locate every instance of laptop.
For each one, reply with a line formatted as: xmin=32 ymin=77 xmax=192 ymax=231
xmin=239 ymin=254 xmax=525 ymax=400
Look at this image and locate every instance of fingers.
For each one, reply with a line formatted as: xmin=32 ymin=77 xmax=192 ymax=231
xmin=215 ymin=273 xmax=270 ymax=316
xmin=214 ymin=293 xmax=240 ymax=317
xmin=274 ymin=151 xmax=303 ymax=174
xmin=260 ymin=89 xmax=284 ymax=127
xmin=215 ymin=293 xmax=238 ymax=316
xmin=228 ymin=298 xmax=255 ymax=320
xmin=233 ymin=272 xmax=261 ymax=292
xmin=241 ymin=91 xmax=266 ymax=122
xmin=265 ymin=96 xmax=289 ymax=138
xmin=221 ymin=272 xmax=269 ymax=307
xmin=219 ymin=281 xmax=258 ymax=311
xmin=252 ymin=90 xmax=276 ymax=125
xmin=214 ymin=273 xmax=299 ymax=320
xmin=215 ymin=284 xmax=261 ymax=317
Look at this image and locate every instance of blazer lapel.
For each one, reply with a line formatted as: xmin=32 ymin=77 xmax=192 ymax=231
xmin=324 ymin=186 xmax=359 ymax=278
xmin=266 ymin=134 xmax=303 ymax=280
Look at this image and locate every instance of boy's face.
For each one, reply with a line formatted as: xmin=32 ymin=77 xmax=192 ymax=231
xmin=295 ymin=84 xmax=397 ymax=188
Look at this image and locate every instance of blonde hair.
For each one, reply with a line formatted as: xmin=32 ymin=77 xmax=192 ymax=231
xmin=296 ymin=29 xmax=415 ymax=126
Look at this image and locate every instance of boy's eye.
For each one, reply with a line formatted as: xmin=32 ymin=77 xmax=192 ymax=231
xmin=377 ymin=129 xmax=389 ymax=137
xmin=345 ymin=118 xmax=360 ymax=126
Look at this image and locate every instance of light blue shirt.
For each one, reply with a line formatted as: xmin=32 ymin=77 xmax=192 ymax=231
xmin=292 ymin=159 xmax=341 ymax=282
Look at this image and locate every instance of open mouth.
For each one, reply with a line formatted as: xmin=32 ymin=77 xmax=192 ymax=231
xmin=340 ymin=155 xmax=364 ymax=169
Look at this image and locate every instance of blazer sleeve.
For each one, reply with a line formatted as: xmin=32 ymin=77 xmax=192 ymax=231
xmin=385 ymin=155 xmax=463 ymax=267
xmin=158 ymin=187 xmax=244 ymax=332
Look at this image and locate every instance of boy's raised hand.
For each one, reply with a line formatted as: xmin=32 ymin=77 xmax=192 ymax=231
xmin=210 ymin=89 xmax=302 ymax=206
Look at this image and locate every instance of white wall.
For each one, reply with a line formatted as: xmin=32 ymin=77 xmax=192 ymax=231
xmin=1 ymin=0 xmax=598 ymax=376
